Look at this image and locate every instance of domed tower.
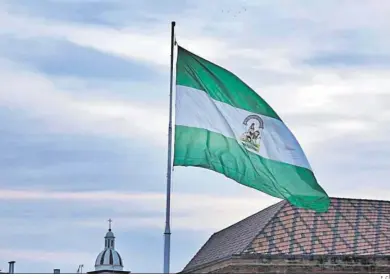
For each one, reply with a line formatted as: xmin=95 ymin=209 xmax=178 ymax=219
xmin=88 ymin=219 xmax=130 ymax=274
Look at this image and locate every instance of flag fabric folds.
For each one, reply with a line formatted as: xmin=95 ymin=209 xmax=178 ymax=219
xmin=173 ymin=46 xmax=330 ymax=212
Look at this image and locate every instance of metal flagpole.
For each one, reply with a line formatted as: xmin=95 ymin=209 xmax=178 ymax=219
xmin=164 ymin=21 xmax=176 ymax=274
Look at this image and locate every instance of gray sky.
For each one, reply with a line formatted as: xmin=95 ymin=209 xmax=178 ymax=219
xmin=0 ymin=0 xmax=390 ymax=274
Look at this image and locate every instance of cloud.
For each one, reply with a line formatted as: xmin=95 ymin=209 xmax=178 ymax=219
xmin=0 ymin=8 xmax=168 ymax=67
xmin=3 ymin=0 xmax=119 ymax=26
xmin=0 ymin=57 xmax=168 ymax=145
xmin=0 ymin=249 xmax=94 ymax=265
xmin=3 ymin=185 xmax=390 ymax=233
xmin=0 ymin=114 xmax=167 ymax=193
xmin=0 ymin=36 xmax=162 ymax=80
xmin=0 ymin=188 xmax=278 ymax=231
xmin=304 ymin=52 xmax=390 ymax=68
xmin=0 ymin=3 xmax=229 ymax=69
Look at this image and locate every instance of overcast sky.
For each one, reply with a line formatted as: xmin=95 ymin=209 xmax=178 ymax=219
xmin=1 ymin=0 xmax=390 ymax=274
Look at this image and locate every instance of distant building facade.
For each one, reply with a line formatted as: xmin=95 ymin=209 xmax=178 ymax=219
xmin=181 ymin=198 xmax=390 ymax=274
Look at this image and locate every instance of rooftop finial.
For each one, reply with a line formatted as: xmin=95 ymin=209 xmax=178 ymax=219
xmin=108 ymin=218 xmax=112 ymax=231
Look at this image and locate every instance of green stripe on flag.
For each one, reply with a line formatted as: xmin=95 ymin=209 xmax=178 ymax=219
xmin=173 ymin=125 xmax=330 ymax=212
xmin=176 ymin=46 xmax=281 ymax=120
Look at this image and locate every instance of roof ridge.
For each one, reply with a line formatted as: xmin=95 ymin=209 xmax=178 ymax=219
xmin=241 ymin=200 xmax=287 ymax=254
xmin=330 ymin=196 xmax=390 ymax=204
xmin=212 ymin=199 xmax=286 ymax=236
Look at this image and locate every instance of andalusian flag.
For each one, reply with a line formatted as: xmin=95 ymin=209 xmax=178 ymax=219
xmin=173 ymin=46 xmax=330 ymax=212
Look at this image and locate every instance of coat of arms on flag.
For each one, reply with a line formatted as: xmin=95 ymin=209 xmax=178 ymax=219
xmin=240 ymin=115 xmax=264 ymax=153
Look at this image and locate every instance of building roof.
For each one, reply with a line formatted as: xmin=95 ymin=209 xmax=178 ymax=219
xmin=182 ymin=197 xmax=390 ymax=272
xmin=95 ymin=248 xmax=123 ymax=269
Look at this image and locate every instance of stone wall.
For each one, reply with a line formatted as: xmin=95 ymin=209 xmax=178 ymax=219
xmin=210 ymin=264 xmax=388 ymax=273
xmin=187 ymin=255 xmax=390 ymax=274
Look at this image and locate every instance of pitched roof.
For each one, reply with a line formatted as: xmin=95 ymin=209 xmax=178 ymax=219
xmin=182 ymin=197 xmax=390 ymax=272
xmin=182 ymin=201 xmax=285 ymax=271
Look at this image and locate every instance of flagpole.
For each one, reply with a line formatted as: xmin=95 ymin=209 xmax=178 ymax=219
xmin=164 ymin=20 xmax=176 ymax=274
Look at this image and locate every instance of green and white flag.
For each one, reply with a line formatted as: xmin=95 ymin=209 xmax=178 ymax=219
xmin=173 ymin=46 xmax=330 ymax=212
